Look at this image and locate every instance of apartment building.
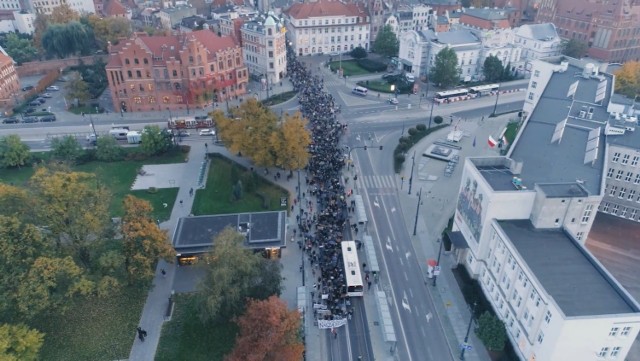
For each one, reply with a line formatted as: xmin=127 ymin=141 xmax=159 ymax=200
xmin=385 ymin=4 xmax=435 ymax=35
xmin=536 ymin=0 xmax=640 ymax=62
xmin=451 ymin=58 xmax=640 ymax=360
xmin=513 ymin=23 xmax=562 ymax=62
xmin=156 ymin=5 xmax=197 ymax=29
xmin=29 ymin=0 xmax=96 ymax=15
xmin=240 ymin=12 xmax=287 ymax=83
xmin=0 ymin=52 xmax=20 ymax=114
xmin=106 ymin=30 xmax=248 ymax=113
xmin=283 ymin=0 xmax=370 ymax=56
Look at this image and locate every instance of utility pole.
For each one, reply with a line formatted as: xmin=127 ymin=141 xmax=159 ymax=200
xmin=408 ymin=151 xmax=416 ymax=195
xmin=412 ymin=187 xmax=422 ymax=236
xmin=460 ymin=302 xmax=477 ymax=360
xmin=491 ymin=83 xmax=501 ymax=116
xmin=432 ymin=239 xmax=443 ymax=287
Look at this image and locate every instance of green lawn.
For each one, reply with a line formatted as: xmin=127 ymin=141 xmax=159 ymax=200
xmin=261 ymin=90 xmax=297 ymax=106
xmin=156 ymin=295 xmax=237 ymax=361
xmin=0 ymin=148 xmax=187 ymax=220
xmin=33 ymin=286 xmax=148 ymax=361
xmin=329 ymin=60 xmax=371 ymax=76
xmin=503 ymin=120 xmax=521 ymax=144
xmin=192 ymin=154 xmax=289 ymax=215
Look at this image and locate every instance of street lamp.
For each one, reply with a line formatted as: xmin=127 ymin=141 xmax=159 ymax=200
xmin=432 ymin=238 xmax=443 ymax=287
xmin=460 ymin=302 xmax=477 ymax=360
xmin=491 ymin=83 xmax=501 ymax=117
xmin=412 ymin=187 xmax=422 ymax=236
xmin=408 ymin=151 xmax=416 ymax=195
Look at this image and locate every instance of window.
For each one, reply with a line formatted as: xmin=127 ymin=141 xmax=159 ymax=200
xmin=612 ymin=204 xmax=620 ymax=215
xmin=544 ymin=311 xmax=552 ymax=323
xmin=134 ymin=58 xmax=139 ymax=65
xmin=631 ymin=209 xmax=638 ymax=220
xmin=622 ymin=154 xmax=630 ymax=164
xmin=632 ymin=156 xmax=639 ymax=166
xmin=611 ymin=347 xmax=621 ymax=357
xmin=621 ymin=326 xmax=632 ymax=336
xmin=619 ymin=188 xmax=626 ymax=198
xmin=576 ymin=231 xmax=584 ymax=241
xmin=609 ymin=327 xmax=619 ymax=337
xmin=537 ymin=331 xmax=544 ymax=343
xmin=530 ymin=290 xmax=536 ymax=300
xmin=531 ymin=81 xmax=537 ymax=88
xmin=635 ymin=174 xmax=640 ymax=184
xmin=528 ymin=92 xmax=534 ymax=100
xmin=534 ymin=70 xmax=540 ymax=77
xmin=626 ymin=172 xmax=633 ymax=182
xmin=607 ymin=168 xmax=614 ymax=177
xmin=613 ymin=152 xmax=621 ymax=162
xmin=582 ymin=204 xmax=594 ymax=223
xmin=616 ymin=170 xmax=624 ymax=180
xmin=597 ymin=347 xmax=609 ymax=357
xmin=621 ymin=207 xmax=628 ymax=217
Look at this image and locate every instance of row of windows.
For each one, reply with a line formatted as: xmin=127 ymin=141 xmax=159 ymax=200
xmin=599 ymin=202 xmax=640 ymax=221
xmin=597 ymin=346 xmax=623 ymax=358
xmin=299 ymin=27 xmax=367 ymax=35
xmin=302 ymin=43 xmax=366 ymax=55
xmin=611 ymin=152 xmax=640 ymax=165
xmin=605 ymin=185 xmax=640 ymax=202
xmin=298 ymin=17 xmax=360 ymax=26
xmin=606 ymin=168 xmax=640 ymax=182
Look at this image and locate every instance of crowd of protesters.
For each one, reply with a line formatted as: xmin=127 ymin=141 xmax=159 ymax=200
xmin=286 ymin=48 xmax=356 ymax=321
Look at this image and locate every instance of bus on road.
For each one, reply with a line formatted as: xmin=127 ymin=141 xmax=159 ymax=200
xmin=341 ymin=241 xmax=364 ymax=297
xmin=469 ymin=83 xmax=499 ymax=95
xmin=434 ymin=88 xmax=469 ymax=101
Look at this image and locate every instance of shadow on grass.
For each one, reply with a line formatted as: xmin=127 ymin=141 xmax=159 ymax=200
xmin=192 ymin=153 xmax=289 ymax=215
xmin=33 ymin=286 xmax=148 ymax=361
xmin=156 ymin=294 xmax=237 ymax=361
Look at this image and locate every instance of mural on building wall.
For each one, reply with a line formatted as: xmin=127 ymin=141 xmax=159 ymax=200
xmin=456 ymin=177 xmax=485 ymax=243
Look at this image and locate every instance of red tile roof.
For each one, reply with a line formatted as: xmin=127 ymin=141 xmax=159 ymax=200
xmin=104 ymin=0 xmax=127 ymax=16
xmin=285 ymin=0 xmax=368 ymax=20
xmin=187 ymin=29 xmax=238 ymax=54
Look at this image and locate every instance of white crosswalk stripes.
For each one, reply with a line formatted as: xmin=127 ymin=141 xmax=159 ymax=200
xmin=360 ymin=175 xmax=397 ymax=189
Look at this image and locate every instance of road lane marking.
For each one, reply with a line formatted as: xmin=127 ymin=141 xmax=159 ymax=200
xmin=409 ymin=288 xmax=414 ymax=298
xmin=404 ymin=271 xmax=408 ymax=281
xmin=386 ymin=237 xmax=393 ymax=252
xmin=405 ymin=251 xmax=411 ymax=260
xmin=402 ymin=292 xmax=411 ymax=313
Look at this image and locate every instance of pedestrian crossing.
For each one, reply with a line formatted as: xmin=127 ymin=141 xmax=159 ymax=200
xmin=358 ymin=175 xmax=397 ymax=189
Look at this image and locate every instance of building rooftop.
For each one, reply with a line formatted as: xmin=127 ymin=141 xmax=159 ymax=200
xmin=463 ymin=7 xmax=509 ymax=21
xmin=537 ymin=183 xmax=589 ymax=198
xmin=426 ymin=28 xmax=480 ymax=45
xmin=515 ymin=23 xmax=559 ymax=41
xmin=476 ymin=164 xmax=517 ymax=191
xmin=509 ymin=63 xmax=610 ymax=195
xmin=285 ymin=0 xmax=368 ymax=21
xmin=173 ymin=211 xmax=286 ymax=255
xmin=498 ymin=219 xmax=639 ymax=317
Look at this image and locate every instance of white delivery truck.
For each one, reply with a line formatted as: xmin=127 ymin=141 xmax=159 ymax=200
xmin=109 ymin=128 xmax=129 ymax=140
xmin=126 ymin=131 xmax=142 ymax=144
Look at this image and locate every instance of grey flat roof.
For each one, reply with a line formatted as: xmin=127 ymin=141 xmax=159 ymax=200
xmin=436 ymin=29 xmax=480 ymax=45
xmin=537 ymin=183 xmax=588 ymax=198
xmin=173 ymin=211 xmax=286 ymax=254
xmin=509 ymin=64 xmax=608 ymax=195
xmin=498 ymin=220 xmax=638 ymax=317
xmin=476 ymin=165 xmax=517 ymax=191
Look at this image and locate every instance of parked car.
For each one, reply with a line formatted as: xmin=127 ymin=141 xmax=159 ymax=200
xmin=199 ymin=129 xmax=215 ymax=136
xmin=36 ymin=98 xmax=46 ymax=104
xmin=388 ymin=97 xmax=399 ymax=105
xmin=46 ymin=85 xmax=60 ymax=91
xmin=24 ymin=108 xmax=36 ymax=114
xmin=178 ymin=130 xmax=191 ymax=137
xmin=1 ymin=116 xmax=19 ymax=124
xmin=22 ymin=116 xmax=39 ymax=123
xmin=40 ymin=115 xmax=56 ymax=122
xmin=41 ymin=93 xmax=52 ymax=98
xmin=21 ymin=85 xmax=34 ymax=91
xmin=29 ymin=101 xmax=40 ymax=107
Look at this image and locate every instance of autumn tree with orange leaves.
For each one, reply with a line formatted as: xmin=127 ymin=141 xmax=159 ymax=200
xmin=121 ymin=195 xmax=175 ymax=285
xmin=226 ymin=296 xmax=304 ymax=361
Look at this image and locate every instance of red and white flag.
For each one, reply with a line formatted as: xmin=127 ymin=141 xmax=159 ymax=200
xmin=488 ymin=135 xmax=497 ymax=148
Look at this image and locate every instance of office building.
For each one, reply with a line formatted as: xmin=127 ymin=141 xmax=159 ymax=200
xmin=240 ymin=11 xmax=287 ymax=83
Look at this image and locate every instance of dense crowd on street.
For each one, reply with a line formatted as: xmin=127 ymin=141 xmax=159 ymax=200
xmin=286 ymin=48 xmax=355 ymax=321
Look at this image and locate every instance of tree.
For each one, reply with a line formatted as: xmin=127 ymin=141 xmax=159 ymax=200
xmin=429 ymin=47 xmax=460 ymax=89
xmin=95 ymin=135 xmax=124 ymax=161
xmin=65 ymin=71 xmax=91 ymax=105
xmin=50 ymin=135 xmax=84 ymax=163
xmin=561 ymin=38 xmax=588 ymax=58
xmin=373 ymin=25 xmax=399 ymax=57
xmin=140 ymin=125 xmax=173 ymax=156
xmin=3 ymin=33 xmax=38 ymax=65
xmin=196 ymin=227 xmax=282 ymax=323
xmin=42 ymin=21 xmax=94 ymax=59
xmin=213 ymin=99 xmax=311 ymax=168
xmin=350 ymin=46 xmax=367 ymax=59
xmin=0 ymin=184 xmax=36 ymax=222
xmin=476 ymin=311 xmax=507 ymax=352
xmin=226 ymin=296 xmax=303 ymax=361
xmin=29 ymin=167 xmax=110 ymax=266
xmin=483 ymin=55 xmax=504 ymax=83
xmin=49 ymin=3 xmax=80 ymax=24
xmin=86 ymin=15 xmax=132 ymax=49
xmin=614 ymin=61 xmax=640 ymax=99
xmin=0 ymin=135 xmax=30 ymax=168
xmin=0 ymin=323 xmax=45 ymax=361
xmin=270 ymin=112 xmax=311 ymax=170
xmin=121 ymin=195 xmax=175 ymax=285
xmin=433 ymin=115 xmax=443 ymax=124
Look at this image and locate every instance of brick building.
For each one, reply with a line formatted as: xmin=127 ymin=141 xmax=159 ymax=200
xmin=536 ymin=0 xmax=640 ymax=62
xmin=0 ymin=52 xmax=20 ymax=114
xmin=106 ymin=30 xmax=248 ymax=113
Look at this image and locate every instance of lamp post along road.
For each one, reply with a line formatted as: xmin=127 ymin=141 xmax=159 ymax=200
xmin=412 ymin=187 xmax=423 ymax=236
xmin=432 ymin=238 xmax=443 ymax=287
xmin=491 ymin=83 xmax=501 ymax=116
xmin=408 ymin=150 xmax=416 ymax=195
xmin=460 ymin=302 xmax=477 ymax=360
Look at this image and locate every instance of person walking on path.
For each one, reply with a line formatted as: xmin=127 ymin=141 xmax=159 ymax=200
xmin=136 ymin=327 xmax=147 ymax=341
xmin=161 ymin=269 xmax=166 ymax=278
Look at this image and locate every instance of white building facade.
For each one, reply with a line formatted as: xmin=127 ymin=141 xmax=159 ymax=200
xmin=514 ymin=23 xmax=562 ymax=62
xmin=241 ymin=12 xmax=288 ymax=84
xmin=29 ymin=0 xmax=96 ymax=15
xmin=284 ymin=0 xmax=370 ymax=56
xmin=385 ymin=4 xmax=435 ymax=35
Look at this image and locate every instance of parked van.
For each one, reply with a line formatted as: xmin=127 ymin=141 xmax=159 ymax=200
xmin=352 ymin=86 xmax=368 ymax=96
xmin=109 ymin=128 xmax=129 ymax=140
xmin=405 ymin=73 xmax=415 ymax=82
xmin=126 ymin=131 xmax=142 ymax=144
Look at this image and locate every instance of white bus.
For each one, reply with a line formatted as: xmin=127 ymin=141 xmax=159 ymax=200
xmin=434 ymin=88 xmax=469 ymax=100
xmin=469 ymin=83 xmax=499 ymax=95
xmin=352 ymin=86 xmax=368 ymax=96
xmin=341 ymin=241 xmax=364 ymax=297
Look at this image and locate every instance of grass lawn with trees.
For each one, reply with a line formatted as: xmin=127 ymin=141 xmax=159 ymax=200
xmin=33 ymin=286 xmax=148 ymax=361
xmin=192 ymin=154 xmax=289 ymax=215
xmin=155 ymin=295 xmax=238 ymax=361
xmin=261 ymin=90 xmax=297 ymax=106
xmin=328 ymin=59 xmax=371 ymax=76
